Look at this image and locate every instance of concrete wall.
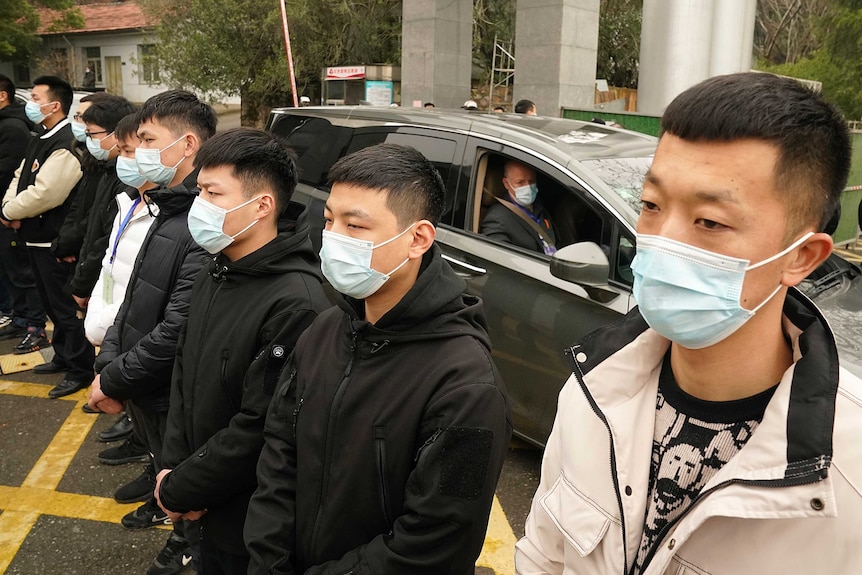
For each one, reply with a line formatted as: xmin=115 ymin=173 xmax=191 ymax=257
xmin=401 ymin=0 xmax=473 ymax=109
xmin=513 ymin=0 xmax=600 ymax=116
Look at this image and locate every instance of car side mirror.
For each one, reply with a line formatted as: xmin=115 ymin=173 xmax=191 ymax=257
xmin=550 ymin=242 xmax=619 ymax=303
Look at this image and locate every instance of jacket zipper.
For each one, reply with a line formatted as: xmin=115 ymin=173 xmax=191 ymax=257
xmin=637 ymin=464 xmax=829 ymax=573
xmin=566 ymin=347 xmax=629 ymax=575
xmin=189 ymin=273 xmax=225 ymax=448
xmin=219 ymin=349 xmax=239 ymax=413
xmin=374 ymin=426 xmax=393 ymax=530
xmin=309 ymin=329 xmax=360 ymax=558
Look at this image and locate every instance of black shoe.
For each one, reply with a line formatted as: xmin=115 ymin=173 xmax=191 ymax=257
xmin=81 ymin=403 xmax=99 ymax=413
xmin=47 ymin=377 xmax=88 ymax=399
xmin=98 ymin=435 xmax=149 ymax=465
xmin=0 ymin=323 xmax=27 ymax=341
xmin=98 ymin=413 xmax=134 ymax=442
xmin=121 ymin=498 xmax=171 ymax=530
xmin=114 ymin=462 xmax=156 ymax=504
xmin=146 ymin=533 xmax=191 ymax=575
xmin=33 ymin=360 xmax=66 ymax=374
xmin=14 ymin=329 xmax=51 ymax=354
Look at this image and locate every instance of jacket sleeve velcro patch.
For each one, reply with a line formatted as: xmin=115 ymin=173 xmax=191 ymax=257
xmin=262 ymin=344 xmax=288 ymax=396
xmin=438 ymin=427 xmax=494 ymax=500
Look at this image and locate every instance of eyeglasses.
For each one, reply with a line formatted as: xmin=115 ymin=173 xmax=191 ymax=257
xmin=85 ymin=129 xmax=109 ymax=138
xmin=73 ymin=113 xmax=82 ymax=121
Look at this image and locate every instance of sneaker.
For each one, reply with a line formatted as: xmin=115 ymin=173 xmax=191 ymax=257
xmin=146 ymin=533 xmax=192 ymax=575
xmin=121 ymin=498 xmax=171 ymax=530
xmin=98 ymin=435 xmax=149 ymax=465
xmin=13 ymin=328 xmax=50 ymax=354
xmin=0 ymin=314 xmax=12 ymax=328
xmin=0 ymin=323 xmax=27 ymax=341
xmin=114 ymin=462 xmax=156 ymax=504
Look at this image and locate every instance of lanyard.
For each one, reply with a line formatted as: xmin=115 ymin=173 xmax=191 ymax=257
xmin=109 ymin=197 xmax=141 ymax=264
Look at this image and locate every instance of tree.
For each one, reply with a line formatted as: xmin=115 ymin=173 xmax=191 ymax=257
xmin=0 ymin=0 xmax=83 ymax=62
xmin=754 ymin=0 xmax=830 ymax=64
xmin=140 ymin=0 xmax=401 ymax=127
xmin=473 ymin=0 xmax=516 ymax=83
xmin=597 ymin=0 xmax=642 ymax=88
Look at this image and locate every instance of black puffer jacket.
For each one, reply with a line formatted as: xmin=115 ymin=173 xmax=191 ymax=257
xmin=159 ymin=223 xmax=330 ymax=554
xmin=0 ymin=104 xmax=32 ymax=194
xmin=96 ymin=171 xmax=207 ymax=412
xmin=51 ymin=144 xmax=103 ymax=259
xmin=245 ymin=244 xmax=512 ymax=575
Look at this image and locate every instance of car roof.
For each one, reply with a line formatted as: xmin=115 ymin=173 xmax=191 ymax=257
xmin=269 ymin=106 xmax=658 ymax=162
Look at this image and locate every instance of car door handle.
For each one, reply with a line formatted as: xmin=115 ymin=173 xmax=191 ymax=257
xmin=442 ymin=254 xmax=487 ymax=275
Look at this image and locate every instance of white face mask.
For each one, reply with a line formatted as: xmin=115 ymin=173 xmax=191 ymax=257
xmin=135 ymin=135 xmax=186 ymax=186
xmin=86 ymin=132 xmax=116 ymax=161
xmin=187 ymin=195 xmax=262 ymax=254
xmin=319 ymin=224 xmax=416 ymax=299
xmin=513 ymin=183 xmax=538 ymax=206
xmin=631 ymin=232 xmax=814 ymax=349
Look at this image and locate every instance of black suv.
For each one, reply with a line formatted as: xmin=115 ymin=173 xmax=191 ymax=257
xmin=267 ymin=106 xmax=862 ymax=447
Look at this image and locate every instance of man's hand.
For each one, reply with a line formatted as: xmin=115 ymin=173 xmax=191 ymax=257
xmin=155 ymin=468 xmax=207 ymax=522
xmin=61 ymin=255 xmax=77 ymax=263
xmin=88 ymin=374 xmax=123 ymax=414
xmin=0 ymin=219 xmax=19 ymax=229
xmin=73 ymin=295 xmax=89 ymax=309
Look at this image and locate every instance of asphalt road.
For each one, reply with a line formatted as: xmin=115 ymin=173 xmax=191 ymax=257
xmin=0 ymin=334 xmax=544 ymax=575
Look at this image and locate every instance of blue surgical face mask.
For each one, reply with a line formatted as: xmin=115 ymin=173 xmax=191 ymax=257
xmin=631 ymin=232 xmax=814 ymax=349
xmin=25 ymin=100 xmax=58 ymax=124
xmin=187 ymin=194 xmax=262 ymax=254
xmin=513 ymin=183 xmax=538 ymax=206
xmin=71 ymin=122 xmax=87 ymax=142
xmin=135 ymin=135 xmax=186 ymax=186
xmin=319 ymin=224 xmax=416 ymax=299
xmin=115 ymin=156 xmax=149 ymax=189
xmin=86 ymin=132 xmax=116 ymax=161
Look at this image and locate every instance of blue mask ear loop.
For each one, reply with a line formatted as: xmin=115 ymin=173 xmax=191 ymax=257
xmin=742 ymin=232 xmax=814 ymax=313
xmin=372 ymin=223 xmax=417 ymax=276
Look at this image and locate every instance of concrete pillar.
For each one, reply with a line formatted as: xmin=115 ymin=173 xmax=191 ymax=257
xmin=513 ymin=0 xmax=600 ymax=117
xmin=401 ymin=0 xmax=473 ymax=109
xmin=638 ymin=0 xmax=757 ymax=116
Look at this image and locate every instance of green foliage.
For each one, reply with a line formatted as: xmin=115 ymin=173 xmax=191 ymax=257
xmin=473 ymin=0 xmax=516 ymax=80
xmin=141 ymin=0 xmax=401 ymax=126
xmin=756 ymin=0 xmax=862 ymax=119
xmin=0 ymin=0 xmax=82 ymax=61
xmin=597 ymin=0 xmax=642 ymax=88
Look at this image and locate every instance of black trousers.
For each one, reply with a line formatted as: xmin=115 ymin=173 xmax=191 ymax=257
xmin=0 ymin=230 xmax=46 ymax=329
xmin=200 ymin=523 xmax=249 ymax=575
xmin=28 ymin=247 xmax=92 ymax=379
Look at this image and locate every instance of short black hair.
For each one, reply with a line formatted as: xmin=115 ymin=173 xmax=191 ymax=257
xmin=0 ymin=74 xmax=15 ymax=104
xmin=138 ymin=89 xmax=217 ymax=142
xmin=424 ymin=102 xmax=434 ymax=108
xmin=327 ymin=143 xmax=446 ymax=226
xmin=661 ymin=72 xmax=851 ymax=236
xmin=81 ymin=95 xmax=136 ymax=133
xmin=114 ymin=113 xmax=140 ymax=143
xmin=514 ymin=99 xmax=535 ymax=114
xmin=33 ymin=75 xmax=73 ymax=114
xmin=493 ymin=106 xmax=505 ymax=112
xmin=194 ymin=127 xmax=298 ymax=215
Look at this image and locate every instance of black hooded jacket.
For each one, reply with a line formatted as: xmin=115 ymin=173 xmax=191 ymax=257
xmin=96 ymin=171 xmax=207 ymax=412
xmin=245 ymin=244 xmax=512 ymax=575
xmin=158 ymin=224 xmax=331 ymax=554
xmin=0 ymin=104 xmax=33 ymax=194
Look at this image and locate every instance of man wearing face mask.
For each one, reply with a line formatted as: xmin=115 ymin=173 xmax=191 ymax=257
xmin=480 ymin=159 xmax=556 ymax=255
xmin=87 ymin=90 xmax=214 ymax=575
xmin=244 ymin=143 xmax=511 ymax=575
xmin=516 ymin=73 xmax=862 ymax=575
xmin=152 ymin=128 xmax=329 ymax=575
xmin=1 ymin=76 xmax=94 ymax=392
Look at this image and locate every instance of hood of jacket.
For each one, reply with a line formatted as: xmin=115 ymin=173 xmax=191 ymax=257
xmin=336 ymin=243 xmax=492 ymax=351
xmin=146 ymin=168 xmax=199 ymax=217
xmin=206 ymin=222 xmax=324 ymax=283
xmin=0 ymin=103 xmax=33 ymax=131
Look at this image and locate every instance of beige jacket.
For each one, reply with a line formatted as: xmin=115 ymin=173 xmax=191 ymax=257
xmin=516 ymin=291 xmax=862 ymax=575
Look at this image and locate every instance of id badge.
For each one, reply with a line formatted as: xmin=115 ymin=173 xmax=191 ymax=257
xmin=103 ymin=273 xmax=114 ymax=305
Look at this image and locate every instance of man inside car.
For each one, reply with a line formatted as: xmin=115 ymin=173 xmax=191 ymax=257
xmin=481 ymin=160 xmax=556 ymax=255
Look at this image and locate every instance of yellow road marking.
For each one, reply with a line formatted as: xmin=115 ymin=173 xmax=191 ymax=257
xmin=0 ymin=486 xmax=139 ymax=524
xmin=0 ymin=510 xmax=39 ymax=575
xmin=22 ymin=398 xmax=98 ymax=491
xmin=477 ymin=496 xmax=517 ymax=574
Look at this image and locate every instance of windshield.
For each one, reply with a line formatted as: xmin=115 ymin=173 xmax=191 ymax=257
xmin=581 ymin=157 xmax=653 ymax=215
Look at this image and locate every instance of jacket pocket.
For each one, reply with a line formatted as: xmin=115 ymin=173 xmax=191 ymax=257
xmin=373 ymin=426 xmax=393 ymax=530
xmin=219 ymin=349 xmax=239 ymax=414
xmin=539 ymin=475 xmax=615 ymax=557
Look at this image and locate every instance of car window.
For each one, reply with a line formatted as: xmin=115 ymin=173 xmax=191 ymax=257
xmin=269 ymin=115 xmax=354 ymax=187
xmin=580 ymin=157 xmax=652 ymax=216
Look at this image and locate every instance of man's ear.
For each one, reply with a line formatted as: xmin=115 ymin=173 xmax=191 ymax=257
xmin=256 ymin=193 xmax=276 ymax=220
xmin=781 ymin=232 xmax=833 ymax=287
xmin=408 ymin=220 xmax=436 ymax=260
xmin=183 ymin=133 xmax=200 ymax=157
